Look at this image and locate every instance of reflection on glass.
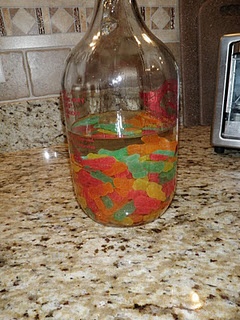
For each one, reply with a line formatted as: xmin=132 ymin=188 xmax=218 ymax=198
xmin=223 ymin=48 xmax=240 ymax=139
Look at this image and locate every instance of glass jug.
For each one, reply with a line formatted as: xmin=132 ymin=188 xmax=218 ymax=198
xmin=62 ymin=0 xmax=179 ymax=227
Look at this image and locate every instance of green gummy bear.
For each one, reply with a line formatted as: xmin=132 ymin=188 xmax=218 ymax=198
xmin=124 ymin=154 xmax=147 ymax=178
xmin=152 ymin=149 xmax=176 ymax=157
xmin=125 ymin=154 xmax=166 ymax=178
xmin=98 ymin=147 xmax=128 ymax=161
xmin=144 ymin=161 xmax=165 ymax=173
xmin=85 ymin=207 xmax=96 ymax=219
xmin=101 ymin=196 xmax=114 ymax=209
xmin=114 ymin=201 xmax=136 ymax=221
xmin=90 ymin=170 xmax=113 ymax=184
xmin=160 ymin=165 xmax=177 ymax=183
xmin=73 ymin=115 xmax=99 ymax=127
xmin=95 ymin=123 xmax=117 ymax=132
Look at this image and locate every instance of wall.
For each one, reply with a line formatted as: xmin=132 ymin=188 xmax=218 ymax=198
xmin=0 ymin=0 xmax=180 ymax=152
xmin=180 ymin=0 xmax=240 ymax=126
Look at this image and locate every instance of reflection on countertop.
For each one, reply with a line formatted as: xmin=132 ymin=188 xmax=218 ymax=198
xmin=0 ymin=126 xmax=239 ymax=319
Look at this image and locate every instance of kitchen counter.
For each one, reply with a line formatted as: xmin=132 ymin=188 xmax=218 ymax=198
xmin=0 ymin=126 xmax=239 ymax=320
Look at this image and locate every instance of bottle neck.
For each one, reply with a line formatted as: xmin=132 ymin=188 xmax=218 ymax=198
xmin=89 ymin=0 xmax=143 ymax=36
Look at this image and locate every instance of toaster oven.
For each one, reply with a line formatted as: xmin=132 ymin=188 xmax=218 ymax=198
xmin=211 ymin=33 xmax=240 ymax=153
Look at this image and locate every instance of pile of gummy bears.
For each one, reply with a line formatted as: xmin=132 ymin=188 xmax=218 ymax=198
xmin=70 ymin=128 xmax=177 ymax=227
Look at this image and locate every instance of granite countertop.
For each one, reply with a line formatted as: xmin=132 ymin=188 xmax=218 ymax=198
xmin=0 ymin=126 xmax=239 ymax=320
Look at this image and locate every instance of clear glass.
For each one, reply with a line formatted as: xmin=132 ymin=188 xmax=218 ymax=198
xmin=62 ymin=0 xmax=179 ymax=227
xmin=223 ymin=51 xmax=240 ymax=139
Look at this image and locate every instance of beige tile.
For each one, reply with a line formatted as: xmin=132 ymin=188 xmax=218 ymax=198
xmin=79 ymin=7 xmax=87 ymax=33
xmin=50 ymin=8 xmax=74 ymax=33
xmin=152 ymin=7 xmax=172 ymax=30
xmin=2 ymin=8 xmax=12 ymax=36
xmin=0 ymin=0 xmax=95 ymax=6
xmin=26 ymin=48 xmax=70 ymax=97
xmin=41 ymin=7 xmax=52 ymax=34
xmin=11 ymin=8 xmax=37 ymax=35
xmin=1 ymin=34 xmax=82 ymax=50
xmin=0 ymin=52 xmax=30 ymax=101
xmin=145 ymin=7 xmax=151 ymax=29
xmin=86 ymin=7 xmax=94 ymax=28
xmin=138 ymin=0 xmax=177 ymax=5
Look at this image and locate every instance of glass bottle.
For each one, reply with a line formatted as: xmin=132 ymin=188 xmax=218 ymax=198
xmin=62 ymin=0 xmax=179 ymax=227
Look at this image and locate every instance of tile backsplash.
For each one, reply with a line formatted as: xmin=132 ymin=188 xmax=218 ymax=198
xmin=1 ymin=0 xmax=178 ymax=38
xmin=0 ymin=0 xmax=180 ymax=152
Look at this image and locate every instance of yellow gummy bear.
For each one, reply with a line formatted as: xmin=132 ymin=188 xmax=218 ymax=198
xmin=163 ymin=162 xmax=174 ymax=172
xmin=139 ymin=155 xmax=150 ymax=162
xmin=77 ymin=195 xmax=87 ymax=208
xmin=133 ymin=178 xmax=149 ymax=191
xmin=146 ymin=182 xmax=166 ymax=201
xmin=71 ymin=162 xmax=82 ymax=173
xmin=121 ymin=217 xmax=134 ymax=226
xmin=98 ymin=129 xmax=116 ymax=135
xmin=71 ymin=155 xmax=82 ymax=172
xmin=87 ymin=153 xmax=108 ymax=159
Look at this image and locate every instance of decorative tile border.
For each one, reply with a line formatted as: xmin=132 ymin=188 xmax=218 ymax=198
xmin=0 ymin=0 xmax=179 ymax=41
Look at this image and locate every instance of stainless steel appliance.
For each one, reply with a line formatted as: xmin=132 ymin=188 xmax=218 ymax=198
xmin=212 ymin=33 xmax=240 ymax=153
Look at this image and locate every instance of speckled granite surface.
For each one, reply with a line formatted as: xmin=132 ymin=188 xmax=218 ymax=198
xmin=0 ymin=98 xmax=66 ymax=152
xmin=0 ymin=126 xmax=239 ymax=320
